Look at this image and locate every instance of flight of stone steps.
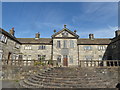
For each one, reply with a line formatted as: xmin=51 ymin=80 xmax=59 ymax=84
xmin=19 ymin=67 xmax=118 ymax=88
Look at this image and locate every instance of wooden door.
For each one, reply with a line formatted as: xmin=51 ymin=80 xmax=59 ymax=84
xmin=63 ymin=55 xmax=68 ymax=66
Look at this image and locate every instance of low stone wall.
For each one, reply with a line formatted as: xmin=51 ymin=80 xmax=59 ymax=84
xmin=2 ymin=65 xmax=51 ymax=80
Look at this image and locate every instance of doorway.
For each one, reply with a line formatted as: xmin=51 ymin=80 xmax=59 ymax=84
xmin=7 ymin=52 xmax=11 ymax=64
xmin=63 ymin=55 xmax=68 ymax=66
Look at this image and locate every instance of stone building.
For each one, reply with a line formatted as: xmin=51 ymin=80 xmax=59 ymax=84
xmin=108 ymin=30 xmax=120 ymax=60
xmin=0 ymin=28 xmax=21 ymax=62
xmin=0 ymin=25 xmax=120 ymax=67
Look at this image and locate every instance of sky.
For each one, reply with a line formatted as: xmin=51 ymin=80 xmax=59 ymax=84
xmin=2 ymin=2 xmax=118 ymax=38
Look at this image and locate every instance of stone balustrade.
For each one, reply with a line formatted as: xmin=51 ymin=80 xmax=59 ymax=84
xmin=79 ymin=60 xmax=120 ymax=67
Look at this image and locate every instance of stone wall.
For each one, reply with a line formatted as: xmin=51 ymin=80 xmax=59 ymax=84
xmin=20 ymin=44 xmax=52 ymax=60
xmin=109 ymin=36 xmax=120 ymax=60
xmin=2 ymin=65 xmax=49 ymax=80
xmin=53 ymin=39 xmax=78 ymax=66
xmin=78 ymin=45 xmax=108 ymax=60
xmin=0 ymin=33 xmax=21 ymax=60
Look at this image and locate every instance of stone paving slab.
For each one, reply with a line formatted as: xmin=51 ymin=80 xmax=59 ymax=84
xmin=2 ymin=80 xmax=19 ymax=88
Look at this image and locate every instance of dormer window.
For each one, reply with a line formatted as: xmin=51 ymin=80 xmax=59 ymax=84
xmin=62 ymin=31 xmax=68 ymax=37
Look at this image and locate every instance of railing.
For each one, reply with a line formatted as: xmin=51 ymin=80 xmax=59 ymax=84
xmin=2 ymin=59 xmax=56 ymax=66
xmin=2 ymin=59 xmax=120 ymax=67
xmin=79 ymin=60 xmax=120 ymax=67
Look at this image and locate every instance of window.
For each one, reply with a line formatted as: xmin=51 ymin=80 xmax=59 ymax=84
xmin=85 ymin=55 xmax=93 ymax=60
xmin=23 ymin=55 xmax=31 ymax=60
xmin=16 ymin=55 xmax=19 ymax=60
xmin=69 ymin=56 xmax=73 ymax=63
xmin=28 ymin=55 xmax=31 ymax=60
xmin=15 ymin=43 xmax=20 ymax=49
xmin=112 ymin=44 xmax=116 ymax=49
xmin=12 ymin=54 xmax=16 ymax=60
xmin=57 ymin=55 xmax=61 ymax=63
xmin=19 ymin=55 xmax=22 ymax=59
xmin=63 ymin=40 xmax=67 ymax=48
xmin=38 ymin=45 xmax=46 ymax=50
xmin=0 ymin=53 xmax=2 ymax=60
xmin=84 ymin=46 xmax=92 ymax=50
xmin=62 ymin=31 xmax=68 ymax=37
xmin=23 ymin=55 xmax=27 ymax=60
xmin=24 ymin=45 xmax=32 ymax=50
xmin=70 ymin=40 xmax=74 ymax=48
xmin=38 ymin=55 xmax=46 ymax=61
xmin=57 ymin=41 xmax=61 ymax=48
xmin=99 ymin=55 xmax=102 ymax=60
xmin=0 ymin=35 xmax=8 ymax=44
xmin=98 ymin=46 xmax=106 ymax=50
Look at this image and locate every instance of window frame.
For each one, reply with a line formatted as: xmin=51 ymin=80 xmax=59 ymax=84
xmin=70 ymin=40 xmax=74 ymax=48
xmin=57 ymin=40 xmax=61 ymax=48
xmin=84 ymin=46 xmax=92 ymax=50
xmin=38 ymin=45 xmax=46 ymax=50
xmin=63 ymin=40 xmax=67 ymax=48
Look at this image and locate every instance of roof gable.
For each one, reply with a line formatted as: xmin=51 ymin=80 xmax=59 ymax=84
xmin=51 ymin=28 xmax=79 ymax=39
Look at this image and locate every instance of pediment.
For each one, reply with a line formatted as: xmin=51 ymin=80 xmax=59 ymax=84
xmin=52 ymin=28 xmax=79 ymax=39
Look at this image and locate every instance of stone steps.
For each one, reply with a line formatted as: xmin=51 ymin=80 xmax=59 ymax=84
xmin=19 ymin=67 xmax=118 ymax=88
xmin=23 ymin=79 xmax=43 ymax=88
xmin=33 ymin=75 xmax=104 ymax=81
xmin=27 ymin=77 xmax=40 ymax=84
xmin=43 ymin=81 xmax=111 ymax=88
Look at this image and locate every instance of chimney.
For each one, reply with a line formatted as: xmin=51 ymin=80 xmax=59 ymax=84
xmin=35 ymin=32 xmax=40 ymax=39
xmin=115 ymin=30 xmax=120 ymax=37
xmin=9 ymin=27 xmax=15 ymax=36
xmin=89 ymin=34 xmax=94 ymax=40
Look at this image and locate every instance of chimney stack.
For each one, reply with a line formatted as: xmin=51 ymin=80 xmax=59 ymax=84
xmin=9 ymin=27 xmax=15 ymax=36
xmin=115 ymin=30 xmax=120 ymax=37
xmin=35 ymin=32 xmax=40 ymax=39
xmin=89 ymin=34 xmax=94 ymax=40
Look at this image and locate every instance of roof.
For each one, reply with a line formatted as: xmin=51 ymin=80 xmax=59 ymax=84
xmin=77 ymin=38 xmax=112 ymax=45
xmin=0 ymin=28 xmax=113 ymax=45
xmin=51 ymin=28 xmax=79 ymax=38
xmin=110 ymin=35 xmax=120 ymax=44
xmin=17 ymin=38 xmax=52 ymax=44
xmin=0 ymin=28 xmax=21 ymax=44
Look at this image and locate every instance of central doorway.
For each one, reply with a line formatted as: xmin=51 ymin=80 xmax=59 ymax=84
xmin=63 ymin=55 xmax=68 ymax=66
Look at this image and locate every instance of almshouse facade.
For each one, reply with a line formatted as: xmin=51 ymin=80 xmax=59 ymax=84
xmin=0 ymin=25 xmax=120 ymax=67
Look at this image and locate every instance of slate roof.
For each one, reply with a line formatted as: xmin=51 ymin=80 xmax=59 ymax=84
xmin=0 ymin=28 xmax=112 ymax=45
xmin=17 ymin=38 xmax=52 ymax=44
xmin=17 ymin=38 xmax=111 ymax=45
xmin=0 ymin=28 xmax=21 ymax=44
xmin=110 ymin=35 xmax=120 ymax=44
xmin=77 ymin=38 xmax=112 ymax=45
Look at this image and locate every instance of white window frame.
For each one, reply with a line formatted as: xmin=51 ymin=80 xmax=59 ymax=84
xmin=24 ymin=45 xmax=32 ymax=50
xmin=70 ymin=40 xmax=74 ymax=48
xmin=57 ymin=41 xmax=61 ymax=48
xmin=84 ymin=46 xmax=92 ymax=50
xmin=63 ymin=40 xmax=67 ymax=48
